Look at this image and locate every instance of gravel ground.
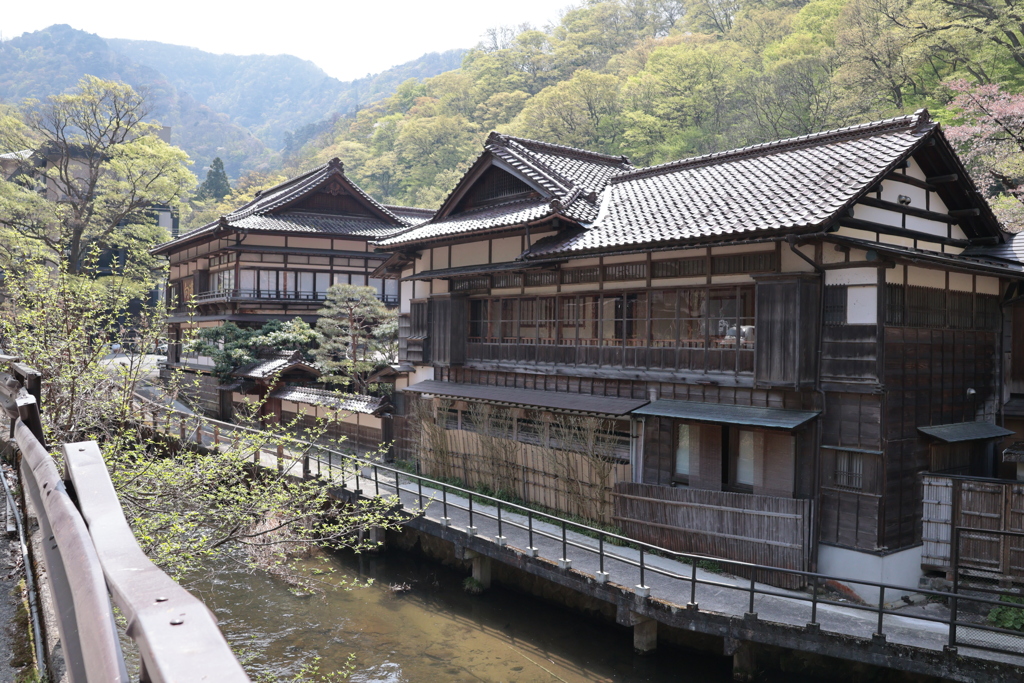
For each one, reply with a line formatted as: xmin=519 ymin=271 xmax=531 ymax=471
xmin=1 ymin=485 xmax=25 ymax=683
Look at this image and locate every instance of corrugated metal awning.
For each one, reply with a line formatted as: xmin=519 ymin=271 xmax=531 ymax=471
xmin=632 ymin=399 xmax=819 ymax=430
xmin=918 ymin=422 xmax=1015 ymax=443
xmin=401 ymin=380 xmax=648 ymax=416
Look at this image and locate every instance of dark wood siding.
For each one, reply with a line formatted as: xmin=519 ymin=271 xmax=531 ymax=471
xmin=754 ymin=274 xmax=820 ymax=389
xmin=429 ymin=295 xmax=467 ymax=366
xmin=821 ymin=325 xmax=878 ymax=384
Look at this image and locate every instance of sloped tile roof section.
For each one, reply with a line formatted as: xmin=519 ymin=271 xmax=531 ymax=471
xmin=633 ymin=399 xmax=819 ymax=430
xmin=270 ymin=386 xmax=386 ymax=415
xmin=963 ymin=231 xmax=1024 ymax=265
xmin=918 ymin=421 xmax=1014 ymax=443
xmin=375 ymin=198 xmax=554 ymax=246
xmin=375 ymin=133 xmax=631 ymax=248
xmin=233 ymin=352 xmax=321 ymax=380
xmin=152 ymin=159 xmax=423 ymax=254
xmin=531 ymin=111 xmax=940 ymax=257
xmin=232 ymin=212 xmax=405 ymax=238
xmin=402 ymin=380 xmax=648 ymax=416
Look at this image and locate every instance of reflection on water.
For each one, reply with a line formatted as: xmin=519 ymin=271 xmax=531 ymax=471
xmin=190 ymin=547 xmax=734 ymax=682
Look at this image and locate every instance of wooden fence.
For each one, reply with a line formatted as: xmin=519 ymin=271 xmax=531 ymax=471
xmin=415 ymin=427 xmax=630 ymax=525
xmin=922 ymin=474 xmax=1024 ymax=579
xmin=613 ymin=482 xmax=813 ymax=589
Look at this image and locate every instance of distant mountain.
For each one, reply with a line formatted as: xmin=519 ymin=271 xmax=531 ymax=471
xmin=0 ymin=24 xmax=466 ymax=177
xmin=107 ymin=38 xmax=466 ymax=148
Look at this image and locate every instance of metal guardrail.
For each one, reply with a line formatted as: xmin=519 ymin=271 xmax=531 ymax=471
xmin=1 ymin=362 xmax=249 ymax=682
xmin=136 ymin=396 xmax=1024 ymax=661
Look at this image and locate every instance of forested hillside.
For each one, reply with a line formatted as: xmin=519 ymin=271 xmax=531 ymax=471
xmin=107 ymin=38 xmax=465 ymax=150
xmin=0 ymin=25 xmax=465 ymax=177
xmin=270 ymin=0 xmax=1024 ymax=224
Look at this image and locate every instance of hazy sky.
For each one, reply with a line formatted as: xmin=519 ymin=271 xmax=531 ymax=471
xmin=1 ymin=0 xmax=567 ymax=81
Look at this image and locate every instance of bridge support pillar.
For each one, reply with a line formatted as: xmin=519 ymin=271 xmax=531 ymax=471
xmin=726 ymin=639 xmax=757 ymax=682
xmin=633 ymin=617 xmax=657 ymax=654
xmin=367 ymin=526 xmax=387 ymax=552
xmin=472 ymin=555 xmax=492 ymax=589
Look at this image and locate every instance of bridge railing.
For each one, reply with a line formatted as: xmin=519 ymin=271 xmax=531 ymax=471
xmin=0 ymin=360 xmax=250 ymax=683
xmin=134 ymin=393 xmax=1024 ymax=661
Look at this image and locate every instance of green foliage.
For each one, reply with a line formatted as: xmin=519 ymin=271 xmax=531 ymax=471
xmin=197 ymin=157 xmax=231 ymax=200
xmin=988 ymin=594 xmax=1024 ymax=631
xmin=194 ymin=318 xmax=320 ymax=380
xmin=0 ymin=76 xmax=195 ymax=279
xmin=314 ymin=285 xmax=397 ymax=394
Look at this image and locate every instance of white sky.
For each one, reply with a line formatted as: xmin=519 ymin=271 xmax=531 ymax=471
xmin=1 ymin=0 xmax=568 ymax=81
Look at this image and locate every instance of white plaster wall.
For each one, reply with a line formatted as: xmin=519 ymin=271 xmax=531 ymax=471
xmin=949 ymin=272 xmax=973 ymax=292
xmin=977 ymin=276 xmax=999 ymax=295
xmin=907 ymin=266 xmax=945 ymax=289
xmin=817 ymin=544 xmax=924 ymax=605
xmin=821 ymin=245 xmax=847 ymax=265
xmin=781 ymin=244 xmax=816 ymax=273
xmin=951 ymin=225 xmax=968 ymax=241
xmin=399 ymin=280 xmax=414 ymax=314
xmin=917 ymin=241 xmax=943 ymax=253
xmin=905 ymin=216 xmax=948 ymax=238
xmin=243 ymin=235 xmax=287 ymax=246
xmin=880 ymin=181 xmax=927 ymax=207
xmin=886 ymin=265 xmax=905 ymax=284
xmin=332 ymin=239 xmax=366 ymax=251
xmin=451 ymin=241 xmax=489 ymax=267
xmin=288 ymin=237 xmax=332 ymax=249
xmin=825 ymin=267 xmax=876 ymax=286
xmin=432 ymin=247 xmax=449 ymax=270
xmin=647 ymin=277 xmax=707 ymax=288
xmin=879 ymin=234 xmax=914 ymax=249
xmin=834 ymin=227 xmax=876 ymax=242
xmin=847 ymin=286 xmax=878 ymax=324
xmin=568 ymin=257 xmax=602 ymax=267
xmin=603 ymin=254 xmax=645 ymax=264
xmin=434 ymin=279 xmax=449 ymax=294
xmin=491 ymin=236 xmax=521 ymax=262
xmin=905 ymin=157 xmax=927 ymax=181
xmin=853 ymin=204 xmax=901 ymax=228
xmin=414 ymin=281 xmax=431 ymax=298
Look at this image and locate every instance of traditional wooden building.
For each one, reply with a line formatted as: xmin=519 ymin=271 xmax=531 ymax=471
xmin=375 ymin=114 xmax=1024 ymax=594
xmin=151 ymin=158 xmax=430 ymax=414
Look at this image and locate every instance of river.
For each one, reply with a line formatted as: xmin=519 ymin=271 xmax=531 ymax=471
xmin=187 ymin=545 xmax=751 ymax=683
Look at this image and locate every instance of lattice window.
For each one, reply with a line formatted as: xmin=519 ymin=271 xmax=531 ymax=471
xmin=976 ymin=294 xmax=1001 ymax=330
xmin=525 ymin=271 xmax=557 ymax=287
xmin=823 ymin=285 xmax=848 ymax=325
xmin=834 ymin=450 xmax=864 ymax=490
xmin=471 ymin=168 xmax=532 ymax=204
xmin=651 ymin=258 xmax=706 ymax=279
xmin=561 ymin=267 xmax=600 ymax=284
xmin=948 ymin=290 xmax=974 ymax=330
xmin=493 ymin=272 xmax=523 ymax=288
xmin=711 ymin=251 xmax=776 ymax=275
xmin=907 ymin=285 xmax=946 ymax=327
xmin=603 ymin=262 xmax=648 ymax=281
xmin=451 ymin=276 xmax=491 ymax=292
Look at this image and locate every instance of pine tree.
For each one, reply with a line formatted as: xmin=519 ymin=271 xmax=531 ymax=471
xmin=197 ymin=157 xmax=231 ymax=200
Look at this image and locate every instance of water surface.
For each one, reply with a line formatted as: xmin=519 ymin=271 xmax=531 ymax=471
xmin=194 ymin=547 xmax=736 ymax=682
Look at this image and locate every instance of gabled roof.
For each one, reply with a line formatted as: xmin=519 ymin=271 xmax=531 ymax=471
xmin=374 ymin=133 xmax=632 ymax=248
xmin=152 ymin=159 xmax=425 ymax=255
xmin=233 ymin=351 xmax=321 ymax=381
xmin=528 ymin=110 xmax=1003 ymax=258
xmin=270 ymin=386 xmax=386 ymax=415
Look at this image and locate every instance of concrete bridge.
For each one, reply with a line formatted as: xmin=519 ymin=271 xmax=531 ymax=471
xmin=137 ymin=399 xmax=1024 ymax=682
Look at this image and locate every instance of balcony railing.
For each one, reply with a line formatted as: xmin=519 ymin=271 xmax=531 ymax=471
xmin=183 ymin=289 xmax=399 ymax=307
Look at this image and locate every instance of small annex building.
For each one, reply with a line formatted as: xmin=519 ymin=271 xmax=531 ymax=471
xmin=374 ymin=112 xmax=1024 ymax=597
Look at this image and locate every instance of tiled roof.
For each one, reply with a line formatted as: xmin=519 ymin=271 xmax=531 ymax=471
xmin=963 ymin=232 xmax=1024 ymax=265
xmin=531 ymin=111 xmax=938 ymax=256
xmin=270 ymin=386 xmax=386 ymax=415
xmin=376 ymin=198 xmax=553 ymax=246
xmin=231 ymin=212 xmax=405 ymax=238
xmin=233 ymin=352 xmax=321 ymax=380
xmin=153 ymin=159 xmax=424 ymax=253
xmin=375 ymin=133 xmax=631 ymax=248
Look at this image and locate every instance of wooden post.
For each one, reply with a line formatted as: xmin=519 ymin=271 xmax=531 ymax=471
xmin=277 ymin=444 xmax=284 ymax=473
